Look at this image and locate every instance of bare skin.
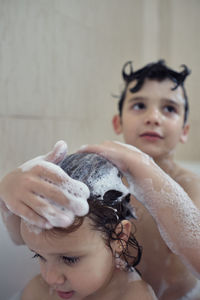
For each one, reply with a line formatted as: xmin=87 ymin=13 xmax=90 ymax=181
xmin=84 ymin=78 xmax=200 ymax=299
xmin=0 ymin=141 xmax=71 ymax=244
xmin=79 ymin=141 xmax=200 ymax=300
xmin=1 ymin=79 xmax=200 ymax=299
xmin=21 ymin=273 xmax=156 ymax=300
xmin=20 ymin=218 xmax=157 ymax=300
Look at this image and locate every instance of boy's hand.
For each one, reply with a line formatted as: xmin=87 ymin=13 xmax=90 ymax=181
xmin=79 ymin=140 xmax=151 ymax=175
xmin=0 ymin=140 xmax=89 ymax=230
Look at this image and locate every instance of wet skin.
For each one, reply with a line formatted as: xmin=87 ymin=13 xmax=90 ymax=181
xmin=113 ymin=79 xmax=199 ymax=299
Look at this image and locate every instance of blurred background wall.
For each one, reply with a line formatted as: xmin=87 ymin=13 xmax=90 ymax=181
xmin=0 ymin=0 xmax=200 ymax=299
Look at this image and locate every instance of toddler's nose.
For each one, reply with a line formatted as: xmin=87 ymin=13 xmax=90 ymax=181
xmin=42 ymin=264 xmax=66 ymax=287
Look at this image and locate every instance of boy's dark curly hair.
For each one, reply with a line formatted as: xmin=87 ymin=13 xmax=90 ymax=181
xmin=118 ymin=60 xmax=191 ymax=124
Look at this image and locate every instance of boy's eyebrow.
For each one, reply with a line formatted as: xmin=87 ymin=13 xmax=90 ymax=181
xmin=128 ymin=96 xmax=183 ymax=106
xmin=161 ymin=98 xmax=183 ymax=106
xmin=128 ymin=96 xmax=148 ymax=103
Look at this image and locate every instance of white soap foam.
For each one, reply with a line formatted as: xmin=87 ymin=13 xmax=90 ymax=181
xmin=50 ymin=140 xmax=68 ymax=162
xmin=180 ymin=280 xmax=200 ymax=299
xmin=24 ymin=221 xmax=43 ymax=234
xmin=87 ymin=166 xmax=129 ymax=200
xmin=128 ymin=268 xmax=141 ymax=282
xmin=157 ymin=279 xmax=169 ymax=298
xmin=19 ymin=155 xmax=90 ymax=228
xmin=1 ymin=208 xmax=13 ymax=219
xmin=0 ymin=199 xmax=13 ymax=219
xmin=60 ymin=178 xmax=90 ymax=216
xmin=127 ymin=170 xmax=200 ymax=274
xmin=20 ymin=156 xmax=66 ymax=176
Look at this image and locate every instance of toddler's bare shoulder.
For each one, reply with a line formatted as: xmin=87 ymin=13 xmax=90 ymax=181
xmin=21 ymin=274 xmax=51 ymax=300
xmin=125 ymin=280 xmax=157 ymax=299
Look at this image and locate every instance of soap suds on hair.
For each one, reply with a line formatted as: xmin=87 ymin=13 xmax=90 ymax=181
xmin=19 ymin=155 xmax=90 ymax=228
xmin=61 ymin=152 xmax=130 ymax=203
xmin=87 ymin=166 xmax=129 ymax=200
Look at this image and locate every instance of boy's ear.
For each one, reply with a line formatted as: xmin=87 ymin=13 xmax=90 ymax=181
xmin=112 ymin=114 xmax=122 ymax=135
xmin=112 ymin=220 xmax=132 ymax=252
xmin=180 ymin=123 xmax=190 ymax=144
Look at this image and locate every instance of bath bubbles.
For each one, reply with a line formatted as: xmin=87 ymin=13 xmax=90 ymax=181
xmin=60 ymin=152 xmax=130 ymax=203
xmin=20 ymin=153 xmax=90 ymax=228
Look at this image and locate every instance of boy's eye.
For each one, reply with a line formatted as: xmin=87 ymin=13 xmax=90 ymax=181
xmin=163 ymin=105 xmax=177 ymax=114
xmin=62 ymin=256 xmax=80 ymax=265
xmin=131 ymin=102 xmax=146 ymax=110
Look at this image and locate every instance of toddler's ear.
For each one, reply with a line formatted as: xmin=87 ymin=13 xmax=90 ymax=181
xmin=180 ymin=123 xmax=190 ymax=144
xmin=112 ymin=220 xmax=132 ymax=252
xmin=112 ymin=115 xmax=122 ymax=135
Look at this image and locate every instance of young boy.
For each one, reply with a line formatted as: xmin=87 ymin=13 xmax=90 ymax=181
xmin=110 ymin=60 xmax=200 ymax=298
xmin=1 ymin=61 xmax=200 ymax=299
xmin=81 ymin=60 xmax=200 ymax=299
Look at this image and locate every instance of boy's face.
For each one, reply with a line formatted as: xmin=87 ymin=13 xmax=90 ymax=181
xmin=21 ymin=218 xmax=115 ymax=300
xmin=113 ymin=79 xmax=189 ymax=160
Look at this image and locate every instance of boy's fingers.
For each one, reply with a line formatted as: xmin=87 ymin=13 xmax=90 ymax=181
xmin=79 ymin=142 xmax=120 ymax=164
xmin=5 ymin=201 xmax=51 ymax=229
xmin=32 ymin=163 xmax=69 ymax=185
xmin=78 ymin=141 xmax=133 ymax=171
xmin=44 ymin=140 xmax=68 ymax=164
xmin=20 ymin=153 xmax=69 ymax=184
xmin=19 ymin=172 xmax=89 ymax=226
xmin=22 ymin=208 xmax=53 ymax=229
xmin=26 ymin=176 xmax=70 ymax=206
xmin=22 ymin=194 xmax=74 ymax=228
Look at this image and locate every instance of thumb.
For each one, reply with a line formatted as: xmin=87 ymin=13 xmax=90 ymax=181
xmin=45 ymin=140 xmax=68 ymax=164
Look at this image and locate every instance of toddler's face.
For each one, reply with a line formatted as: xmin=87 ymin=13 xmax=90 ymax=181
xmin=21 ymin=218 xmax=115 ymax=299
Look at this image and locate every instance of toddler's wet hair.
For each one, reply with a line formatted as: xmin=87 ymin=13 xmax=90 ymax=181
xmin=59 ymin=152 xmax=142 ymax=270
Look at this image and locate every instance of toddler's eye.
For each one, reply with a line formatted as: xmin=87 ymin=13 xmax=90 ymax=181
xmin=62 ymin=256 xmax=80 ymax=265
xmin=32 ymin=253 xmax=46 ymax=262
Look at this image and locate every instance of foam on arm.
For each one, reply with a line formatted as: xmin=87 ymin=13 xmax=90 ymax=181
xmin=125 ymin=160 xmax=200 ymax=278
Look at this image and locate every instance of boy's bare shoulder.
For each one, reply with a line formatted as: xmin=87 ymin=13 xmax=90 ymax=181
xmin=124 ymin=279 xmax=157 ymax=300
xmin=175 ymin=165 xmax=200 ymax=206
xmin=21 ymin=274 xmax=56 ymax=300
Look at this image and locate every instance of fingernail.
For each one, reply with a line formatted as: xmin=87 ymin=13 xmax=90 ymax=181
xmin=79 ymin=144 xmax=88 ymax=151
xmin=45 ymin=222 xmax=53 ymax=229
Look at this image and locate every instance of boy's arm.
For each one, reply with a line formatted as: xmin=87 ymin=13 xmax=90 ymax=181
xmin=79 ymin=141 xmax=200 ymax=278
xmin=0 ymin=201 xmax=23 ymax=244
xmin=0 ymin=141 xmax=68 ymax=244
xmin=0 ymin=141 xmax=89 ymax=244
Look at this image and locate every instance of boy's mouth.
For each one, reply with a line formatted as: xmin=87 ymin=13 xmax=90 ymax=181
xmin=57 ymin=290 xmax=75 ymax=299
xmin=140 ymin=131 xmax=163 ymax=140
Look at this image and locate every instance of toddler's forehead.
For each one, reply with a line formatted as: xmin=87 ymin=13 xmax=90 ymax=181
xmin=21 ymin=217 xmax=101 ymax=254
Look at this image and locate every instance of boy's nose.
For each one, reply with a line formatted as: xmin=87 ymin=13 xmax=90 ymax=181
xmin=42 ymin=264 xmax=66 ymax=286
xmin=145 ymin=108 xmax=162 ymax=126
